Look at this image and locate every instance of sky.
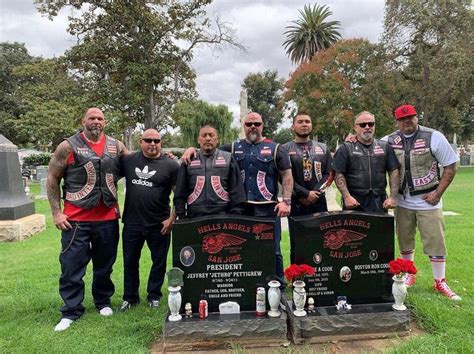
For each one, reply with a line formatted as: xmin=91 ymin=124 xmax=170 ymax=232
xmin=0 ymin=0 xmax=385 ymax=127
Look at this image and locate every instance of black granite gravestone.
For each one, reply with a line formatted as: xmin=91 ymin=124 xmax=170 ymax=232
xmin=172 ymin=215 xmax=276 ymax=313
xmin=291 ymin=211 xmax=394 ymax=306
xmin=0 ymin=135 xmax=35 ymax=220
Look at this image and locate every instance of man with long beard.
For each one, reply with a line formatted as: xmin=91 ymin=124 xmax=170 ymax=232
xmin=333 ymin=111 xmax=399 ymax=213
xmin=47 ymin=108 xmax=128 ymax=331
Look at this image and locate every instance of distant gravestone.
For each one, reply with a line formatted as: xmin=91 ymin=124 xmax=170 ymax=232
xmin=36 ymin=166 xmax=48 ymax=181
xmin=36 ymin=178 xmax=48 ymax=200
xmin=172 ymin=214 xmax=276 ymax=313
xmin=0 ymin=135 xmax=35 ymax=220
xmin=291 ymin=211 xmax=394 ymax=306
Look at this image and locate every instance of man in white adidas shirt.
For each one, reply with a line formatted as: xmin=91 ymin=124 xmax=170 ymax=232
xmin=385 ymin=105 xmax=461 ymax=300
xmin=119 ymin=129 xmax=179 ymax=311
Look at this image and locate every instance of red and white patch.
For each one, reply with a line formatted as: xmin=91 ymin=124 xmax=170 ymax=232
xmin=211 ymin=176 xmax=230 ymax=201
xmin=314 ymin=161 xmax=322 ymax=181
xmin=65 ymin=161 xmax=96 ymax=201
xmin=391 ymin=144 xmax=403 ymax=149
xmin=413 ymin=162 xmax=438 ymax=187
xmin=214 ymin=157 xmax=227 ymax=166
xmin=187 ymin=176 xmax=205 ymax=204
xmin=107 ymin=144 xmax=117 ymax=157
xmin=256 ymin=171 xmax=273 ymax=200
xmin=314 ymin=146 xmax=324 ymax=155
xmin=190 ymin=159 xmax=201 ymax=167
xmin=288 ymin=151 xmax=297 ymax=155
xmin=261 ymin=148 xmax=272 ymax=156
xmin=106 ymin=173 xmax=117 ymax=198
xmin=414 ymin=139 xmax=426 ymax=149
xmin=393 ymin=136 xmax=402 ymax=145
xmin=77 ymin=147 xmax=90 ymax=156
xmin=373 ymin=146 xmax=385 ymax=155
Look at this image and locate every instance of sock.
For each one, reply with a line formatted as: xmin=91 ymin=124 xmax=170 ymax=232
xmin=429 ymin=256 xmax=446 ymax=280
xmin=400 ymin=250 xmax=414 ymax=261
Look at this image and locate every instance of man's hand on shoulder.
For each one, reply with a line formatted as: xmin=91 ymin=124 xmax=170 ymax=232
xmin=182 ymin=147 xmax=198 ymax=164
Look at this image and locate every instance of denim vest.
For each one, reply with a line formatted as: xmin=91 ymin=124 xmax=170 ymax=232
xmin=232 ymin=139 xmax=279 ymax=203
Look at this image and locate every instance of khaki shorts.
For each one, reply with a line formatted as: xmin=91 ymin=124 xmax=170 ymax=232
xmin=395 ymin=206 xmax=447 ymax=256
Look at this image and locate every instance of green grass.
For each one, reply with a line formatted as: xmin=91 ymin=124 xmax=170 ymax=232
xmin=0 ymin=169 xmax=473 ymax=353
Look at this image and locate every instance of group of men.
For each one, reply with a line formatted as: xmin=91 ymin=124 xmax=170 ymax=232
xmin=47 ymin=104 xmax=461 ymax=332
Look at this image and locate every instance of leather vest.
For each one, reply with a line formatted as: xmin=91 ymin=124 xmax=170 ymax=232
xmin=63 ymin=132 xmax=120 ymax=209
xmin=186 ymin=150 xmax=232 ymax=215
xmin=232 ymin=139 xmax=279 ymax=203
xmin=343 ymin=140 xmax=389 ymax=196
xmin=387 ymin=126 xmax=439 ymax=196
xmin=284 ymin=140 xmax=328 ymax=189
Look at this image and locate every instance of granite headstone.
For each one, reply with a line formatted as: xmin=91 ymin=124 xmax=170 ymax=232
xmin=172 ymin=214 xmax=276 ymax=313
xmin=291 ymin=211 xmax=394 ymax=306
xmin=0 ymin=135 xmax=35 ymax=220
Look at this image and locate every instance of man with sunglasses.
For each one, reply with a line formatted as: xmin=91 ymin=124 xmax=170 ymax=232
xmin=385 ymin=104 xmax=461 ymax=300
xmin=119 ymin=129 xmax=179 ymax=311
xmin=181 ymin=113 xmax=293 ymax=285
xmin=333 ymin=111 xmax=400 ymax=213
xmin=174 ymin=124 xmax=246 ymax=218
xmin=47 ymin=108 xmax=129 ymax=331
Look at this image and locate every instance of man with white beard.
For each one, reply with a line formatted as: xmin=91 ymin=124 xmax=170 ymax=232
xmin=333 ymin=111 xmax=400 ymax=213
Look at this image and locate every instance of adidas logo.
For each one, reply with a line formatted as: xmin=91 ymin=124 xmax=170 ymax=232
xmin=135 ymin=165 xmax=156 ymax=180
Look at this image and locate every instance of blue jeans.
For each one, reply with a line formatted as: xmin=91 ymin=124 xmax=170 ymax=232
xmin=59 ymin=220 xmax=119 ymax=320
xmin=122 ymin=222 xmax=170 ymax=303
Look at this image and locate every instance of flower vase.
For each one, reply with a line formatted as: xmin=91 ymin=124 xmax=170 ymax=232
xmin=168 ymin=285 xmax=182 ymax=321
xmin=392 ymin=276 xmax=407 ymax=311
xmin=292 ymin=280 xmax=307 ymax=317
xmin=267 ymin=280 xmax=281 ymax=317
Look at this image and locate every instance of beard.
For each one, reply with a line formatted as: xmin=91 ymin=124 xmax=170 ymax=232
xmin=89 ymin=126 xmax=103 ymax=139
xmin=295 ymin=131 xmax=310 ymax=138
xmin=248 ymin=132 xmax=258 ymax=143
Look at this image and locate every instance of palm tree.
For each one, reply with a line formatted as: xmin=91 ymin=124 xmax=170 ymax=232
xmin=283 ymin=4 xmax=341 ymax=64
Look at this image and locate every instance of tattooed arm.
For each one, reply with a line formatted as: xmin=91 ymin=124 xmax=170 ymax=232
xmin=118 ymin=140 xmax=130 ymax=157
xmin=335 ymin=172 xmax=360 ymax=209
xmin=47 ymin=141 xmax=72 ymax=230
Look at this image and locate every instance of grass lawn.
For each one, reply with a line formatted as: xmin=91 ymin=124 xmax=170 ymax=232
xmin=0 ymin=168 xmax=472 ymax=353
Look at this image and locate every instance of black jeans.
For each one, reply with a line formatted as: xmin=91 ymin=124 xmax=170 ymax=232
xmin=122 ymin=222 xmax=170 ymax=303
xmin=59 ymin=219 xmax=119 ymax=320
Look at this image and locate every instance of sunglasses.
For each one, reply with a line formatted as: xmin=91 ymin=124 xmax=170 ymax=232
xmin=357 ymin=122 xmax=375 ymax=128
xmin=244 ymin=122 xmax=263 ymax=127
xmin=142 ymin=138 xmax=161 ymax=144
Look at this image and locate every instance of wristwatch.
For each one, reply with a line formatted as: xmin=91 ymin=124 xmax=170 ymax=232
xmin=282 ymin=198 xmax=292 ymax=206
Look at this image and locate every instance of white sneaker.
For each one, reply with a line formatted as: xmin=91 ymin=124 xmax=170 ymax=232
xmin=99 ymin=306 xmax=113 ymax=316
xmin=54 ymin=318 xmax=74 ymax=332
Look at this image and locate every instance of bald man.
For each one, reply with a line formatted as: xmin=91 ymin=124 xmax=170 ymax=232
xmin=47 ymin=107 xmax=129 ymax=331
xmin=119 ymin=129 xmax=179 ymax=311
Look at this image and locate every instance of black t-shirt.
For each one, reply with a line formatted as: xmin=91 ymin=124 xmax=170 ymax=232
xmin=121 ymin=152 xmax=179 ymax=226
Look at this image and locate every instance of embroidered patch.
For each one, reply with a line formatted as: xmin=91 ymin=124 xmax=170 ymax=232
xmin=288 ymin=151 xmax=297 ymax=155
xmin=190 ymin=159 xmax=201 ymax=167
xmin=391 ymin=144 xmax=403 ymax=149
xmin=373 ymin=146 xmax=385 ymax=155
xmin=65 ymin=161 xmax=96 ymax=201
xmin=256 ymin=171 xmax=273 ymax=200
xmin=106 ymin=173 xmax=117 ymax=198
xmin=314 ymin=161 xmax=322 ymax=181
xmin=314 ymin=146 xmax=324 ymax=155
xmin=211 ymin=176 xmax=230 ymax=201
xmin=414 ymin=139 xmax=426 ymax=149
xmin=107 ymin=144 xmax=117 ymax=157
xmin=77 ymin=147 xmax=90 ymax=156
xmin=240 ymin=170 xmax=245 ymax=183
xmin=413 ymin=162 xmax=438 ymax=187
xmin=234 ymin=150 xmax=244 ymax=154
xmin=393 ymin=136 xmax=402 ymax=145
xmin=187 ymin=176 xmax=205 ymax=204
xmin=261 ymin=148 xmax=272 ymax=156
xmin=214 ymin=157 xmax=227 ymax=166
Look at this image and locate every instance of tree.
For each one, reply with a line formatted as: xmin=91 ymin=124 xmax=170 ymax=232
xmin=284 ymin=39 xmax=401 ymax=148
xmin=382 ymin=0 xmax=474 ymax=136
xmin=242 ymin=70 xmax=284 ymax=139
xmin=283 ymin=4 xmax=341 ymax=65
xmin=36 ymin=0 xmax=243 ymax=130
xmin=0 ymin=42 xmax=35 ymax=144
xmin=172 ymin=99 xmax=238 ymax=147
xmin=273 ymin=128 xmax=293 ymax=144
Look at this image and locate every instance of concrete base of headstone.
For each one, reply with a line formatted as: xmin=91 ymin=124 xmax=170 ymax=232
xmin=162 ymin=309 xmax=288 ymax=351
xmin=283 ymin=297 xmax=410 ymax=345
xmin=0 ymin=214 xmax=46 ymax=242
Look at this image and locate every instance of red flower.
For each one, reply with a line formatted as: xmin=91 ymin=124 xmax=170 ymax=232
xmin=284 ymin=264 xmax=316 ymax=282
xmin=388 ymin=258 xmax=417 ymax=276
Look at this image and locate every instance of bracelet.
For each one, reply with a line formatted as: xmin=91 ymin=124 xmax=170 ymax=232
xmin=282 ymin=198 xmax=291 ymax=206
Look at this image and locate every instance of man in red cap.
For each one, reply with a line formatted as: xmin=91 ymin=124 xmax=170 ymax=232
xmin=386 ymin=104 xmax=461 ymax=300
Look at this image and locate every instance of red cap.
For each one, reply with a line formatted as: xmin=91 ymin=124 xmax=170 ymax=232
xmin=394 ymin=105 xmax=417 ymax=120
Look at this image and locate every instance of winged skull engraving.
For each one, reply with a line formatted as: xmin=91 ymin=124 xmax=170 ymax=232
xmin=323 ymin=229 xmax=366 ymax=250
xmin=202 ymin=233 xmax=247 ymax=254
